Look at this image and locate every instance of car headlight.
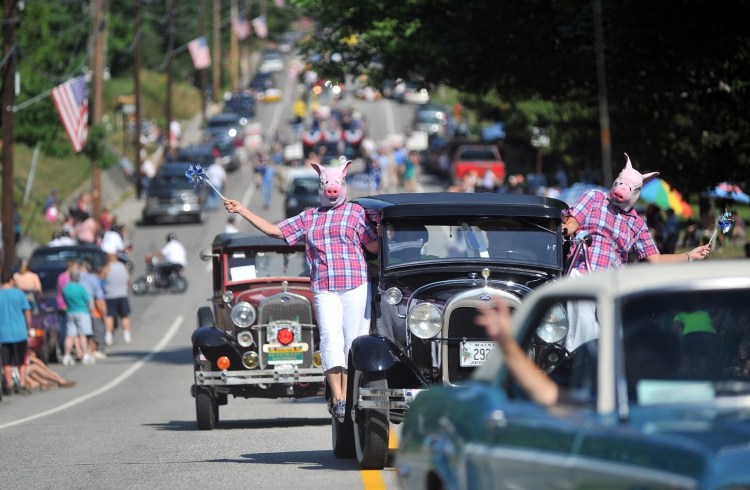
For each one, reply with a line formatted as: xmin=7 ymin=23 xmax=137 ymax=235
xmin=407 ymin=303 xmax=441 ymax=339
xmin=231 ymin=301 xmax=256 ymax=327
xmin=383 ymin=287 xmax=403 ymax=305
xmin=536 ymin=302 xmax=568 ymax=344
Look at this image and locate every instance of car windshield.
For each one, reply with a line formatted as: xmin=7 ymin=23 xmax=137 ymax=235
xmin=383 ymin=217 xmax=560 ymax=269
xmin=621 ymin=288 xmax=750 ymax=404
xmin=457 ymin=148 xmax=498 ymax=160
xmin=225 ymin=249 xmax=309 ymax=284
xmin=291 ymin=178 xmax=319 ymax=194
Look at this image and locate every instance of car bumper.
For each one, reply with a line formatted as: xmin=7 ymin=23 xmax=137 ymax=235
xmin=142 ymin=203 xmax=203 ymax=218
xmin=194 ymin=366 xmax=325 ymax=386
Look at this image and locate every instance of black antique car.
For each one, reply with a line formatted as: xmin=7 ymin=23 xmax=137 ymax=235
xmin=191 ymin=233 xmax=324 ymax=430
xmin=331 ymin=192 xmax=568 ymax=469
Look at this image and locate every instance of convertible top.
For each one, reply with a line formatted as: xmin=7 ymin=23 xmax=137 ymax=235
xmin=211 ymin=232 xmax=305 ymax=252
xmin=354 ymin=192 xmax=567 ymax=219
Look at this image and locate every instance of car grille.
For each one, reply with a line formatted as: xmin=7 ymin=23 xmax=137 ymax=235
xmin=445 ymin=306 xmax=487 ymax=384
xmin=257 ymin=292 xmax=315 ymax=369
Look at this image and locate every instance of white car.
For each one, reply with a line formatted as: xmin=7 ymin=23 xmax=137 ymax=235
xmin=259 ymin=53 xmax=284 ymax=73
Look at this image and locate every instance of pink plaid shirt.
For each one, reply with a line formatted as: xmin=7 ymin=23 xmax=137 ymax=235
xmin=278 ymin=202 xmax=376 ymax=292
xmin=567 ymin=189 xmax=659 ymax=272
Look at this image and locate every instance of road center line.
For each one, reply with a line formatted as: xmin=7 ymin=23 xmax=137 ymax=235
xmin=0 ymin=315 xmax=184 ymax=431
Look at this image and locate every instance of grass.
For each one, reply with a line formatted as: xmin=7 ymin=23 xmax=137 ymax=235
xmin=10 ymin=70 xmax=202 ymax=246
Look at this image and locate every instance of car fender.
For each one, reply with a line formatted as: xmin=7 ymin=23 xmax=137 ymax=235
xmin=349 ymin=334 xmax=400 ymax=372
xmin=191 ymin=325 xmax=234 ymax=348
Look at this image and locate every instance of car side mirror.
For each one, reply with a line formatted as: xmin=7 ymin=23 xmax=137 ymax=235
xmin=200 ymin=248 xmax=218 ymax=262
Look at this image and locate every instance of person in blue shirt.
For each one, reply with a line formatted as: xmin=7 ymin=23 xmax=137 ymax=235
xmin=0 ymin=271 xmax=32 ymax=395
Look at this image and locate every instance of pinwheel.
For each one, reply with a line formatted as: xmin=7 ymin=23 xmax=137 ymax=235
xmin=185 ymin=164 xmax=226 ymax=200
xmin=708 ymin=211 xmax=735 ymax=248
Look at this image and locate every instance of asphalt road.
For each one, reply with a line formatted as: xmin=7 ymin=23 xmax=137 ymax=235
xmin=0 ymin=54 xmax=448 ymax=489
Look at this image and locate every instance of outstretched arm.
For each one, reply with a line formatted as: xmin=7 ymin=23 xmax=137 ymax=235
xmin=646 ymin=243 xmax=711 ymax=264
xmin=475 ymin=296 xmax=559 ymax=407
xmin=224 ymin=198 xmax=283 ymax=239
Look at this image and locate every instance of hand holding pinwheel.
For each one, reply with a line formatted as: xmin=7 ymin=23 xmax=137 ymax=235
xmin=185 ymin=164 xmax=226 ymax=200
xmin=708 ymin=210 xmax=735 ymax=248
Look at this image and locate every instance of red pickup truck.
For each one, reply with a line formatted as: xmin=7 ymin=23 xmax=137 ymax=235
xmin=451 ymin=144 xmax=506 ymax=185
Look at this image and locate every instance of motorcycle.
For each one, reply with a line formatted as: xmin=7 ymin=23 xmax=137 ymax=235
xmin=131 ymin=254 xmax=188 ymax=295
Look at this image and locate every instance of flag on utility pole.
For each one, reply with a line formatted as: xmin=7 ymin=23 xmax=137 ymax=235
xmin=232 ymin=15 xmax=251 ymax=40
xmin=188 ymin=36 xmax=211 ymax=69
xmin=51 ymin=75 xmax=89 ymax=153
xmin=251 ymin=16 xmax=268 ymax=39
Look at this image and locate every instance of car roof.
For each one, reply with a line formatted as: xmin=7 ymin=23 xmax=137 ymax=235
xmin=354 ymin=192 xmax=567 ymax=219
xmin=211 ymin=232 xmax=306 ymax=253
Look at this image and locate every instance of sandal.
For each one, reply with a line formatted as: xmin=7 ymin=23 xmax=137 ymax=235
xmin=59 ymin=380 xmax=76 ymax=388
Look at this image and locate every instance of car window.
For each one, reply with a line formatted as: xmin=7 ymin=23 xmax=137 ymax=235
xmin=384 ymin=218 xmax=560 ymax=268
xmin=457 ymin=149 xmax=498 ymax=160
xmin=224 ymin=250 xmax=309 ymax=284
xmin=291 ymin=179 xmax=319 ymax=194
xmin=620 ymin=289 xmax=750 ymax=405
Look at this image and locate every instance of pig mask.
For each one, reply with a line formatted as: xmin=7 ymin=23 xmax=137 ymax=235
xmin=609 ymin=153 xmax=659 ymax=212
xmin=311 ymin=160 xmax=351 ymax=208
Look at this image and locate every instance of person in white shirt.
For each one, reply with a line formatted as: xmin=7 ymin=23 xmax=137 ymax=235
xmin=100 ymin=223 xmax=126 ymax=255
xmin=204 ymin=160 xmax=227 ymax=210
xmin=224 ymin=216 xmax=239 ymax=233
xmin=153 ymin=233 xmax=187 ymax=285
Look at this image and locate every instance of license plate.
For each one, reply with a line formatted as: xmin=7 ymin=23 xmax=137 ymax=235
xmin=460 ymin=341 xmax=496 ymax=367
xmin=266 ymin=345 xmax=304 ymax=365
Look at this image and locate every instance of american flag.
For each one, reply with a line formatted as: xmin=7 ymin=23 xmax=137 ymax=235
xmin=51 ymin=75 xmax=89 ymax=153
xmin=251 ymin=15 xmax=268 ymax=39
xmin=232 ymin=15 xmax=251 ymax=40
xmin=188 ymin=36 xmax=211 ymax=69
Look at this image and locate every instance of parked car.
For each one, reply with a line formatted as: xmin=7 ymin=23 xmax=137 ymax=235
xmin=248 ymin=72 xmax=275 ymax=97
xmin=284 ymin=175 xmax=320 ymax=218
xmin=412 ymin=104 xmax=448 ymax=137
xmin=331 ymin=192 xmax=568 ymax=469
xmin=191 ymin=233 xmax=324 ymax=430
xmin=141 ymin=162 xmax=206 ymax=225
xmin=203 ymin=113 xmax=246 ymax=144
xmin=25 ymin=289 xmax=61 ymax=364
xmin=451 ymin=143 xmax=506 ymax=186
xmin=397 ymin=260 xmax=750 ymax=490
xmin=223 ymin=92 xmax=256 ymax=119
xmin=27 ymin=244 xmax=107 ymax=310
xmin=171 ymin=140 xmax=241 ymax=173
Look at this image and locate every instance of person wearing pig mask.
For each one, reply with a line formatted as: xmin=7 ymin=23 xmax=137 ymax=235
xmin=224 ymin=159 xmax=378 ymax=420
xmin=561 ymin=153 xmax=711 ymax=352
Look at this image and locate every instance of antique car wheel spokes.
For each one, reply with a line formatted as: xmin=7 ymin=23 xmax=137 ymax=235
xmin=195 ymin=386 xmax=218 ymax=430
xmin=353 ymin=370 xmax=390 ymax=469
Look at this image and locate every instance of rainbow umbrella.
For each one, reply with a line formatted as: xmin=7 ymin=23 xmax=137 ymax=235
xmin=640 ymin=178 xmax=693 ymax=218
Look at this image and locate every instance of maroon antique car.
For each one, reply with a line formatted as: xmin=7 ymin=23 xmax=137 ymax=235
xmin=191 ymin=233 xmax=324 ymax=430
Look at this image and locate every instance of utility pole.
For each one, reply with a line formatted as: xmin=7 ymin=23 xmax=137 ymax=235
xmin=199 ymin=0 xmax=207 ymax=122
xmin=1 ymin=0 xmax=17 ymax=274
xmin=91 ymin=0 xmax=106 ymax=219
xmin=165 ymin=0 xmax=175 ymax=145
xmin=230 ymin=0 xmax=238 ymax=90
xmin=593 ymin=0 xmax=613 ymax=185
xmin=134 ymin=0 xmax=143 ymax=198
xmin=212 ymin=0 xmax=221 ymax=103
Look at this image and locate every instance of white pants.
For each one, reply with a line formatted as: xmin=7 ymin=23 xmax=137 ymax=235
xmin=314 ymin=282 xmax=370 ymax=371
xmin=564 ymin=270 xmax=600 ymax=353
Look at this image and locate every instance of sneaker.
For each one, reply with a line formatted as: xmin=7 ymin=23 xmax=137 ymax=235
xmin=93 ymin=351 xmax=107 ymax=360
xmin=123 ymin=330 xmax=132 ymax=344
xmin=104 ymin=332 xmax=113 ymax=346
xmin=62 ymin=356 xmax=76 ymax=366
xmin=82 ymin=355 xmax=96 ymax=365
xmin=332 ymin=400 xmax=346 ymax=419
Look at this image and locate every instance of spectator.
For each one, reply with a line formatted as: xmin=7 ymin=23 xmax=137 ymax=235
xmin=224 ymin=216 xmax=239 ymax=234
xmin=13 ymin=259 xmax=42 ymax=293
xmin=99 ymin=207 xmax=114 ymax=233
xmin=100 ymin=223 xmax=127 ymax=256
xmin=661 ymin=209 xmax=680 ymax=254
xmin=140 ymin=152 xmax=157 ymax=196
xmin=78 ymin=259 xmax=108 ymax=360
xmin=261 ymin=160 xmax=276 ymax=209
xmin=61 ymin=269 xmax=95 ymax=366
xmin=205 ymin=158 xmax=227 ymax=210
xmin=24 ymin=350 xmax=76 ymax=390
xmin=56 ymin=260 xmax=77 ymax=342
xmin=101 ymin=252 xmax=133 ymax=346
xmin=44 ymin=188 xmax=60 ymax=224
xmin=75 ymin=214 xmax=99 ymax=245
xmin=401 ymin=150 xmax=420 ymax=192
xmin=0 ymin=271 xmax=32 ymax=396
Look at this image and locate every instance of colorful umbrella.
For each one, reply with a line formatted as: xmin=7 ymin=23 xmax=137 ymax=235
xmin=706 ymin=182 xmax=750 ymax=204
xmin=640 ymin=178 xmax=693 ymax=218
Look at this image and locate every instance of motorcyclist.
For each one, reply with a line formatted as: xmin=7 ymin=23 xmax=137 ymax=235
xmin=152 ymin=233 xmax=187 ymax=286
